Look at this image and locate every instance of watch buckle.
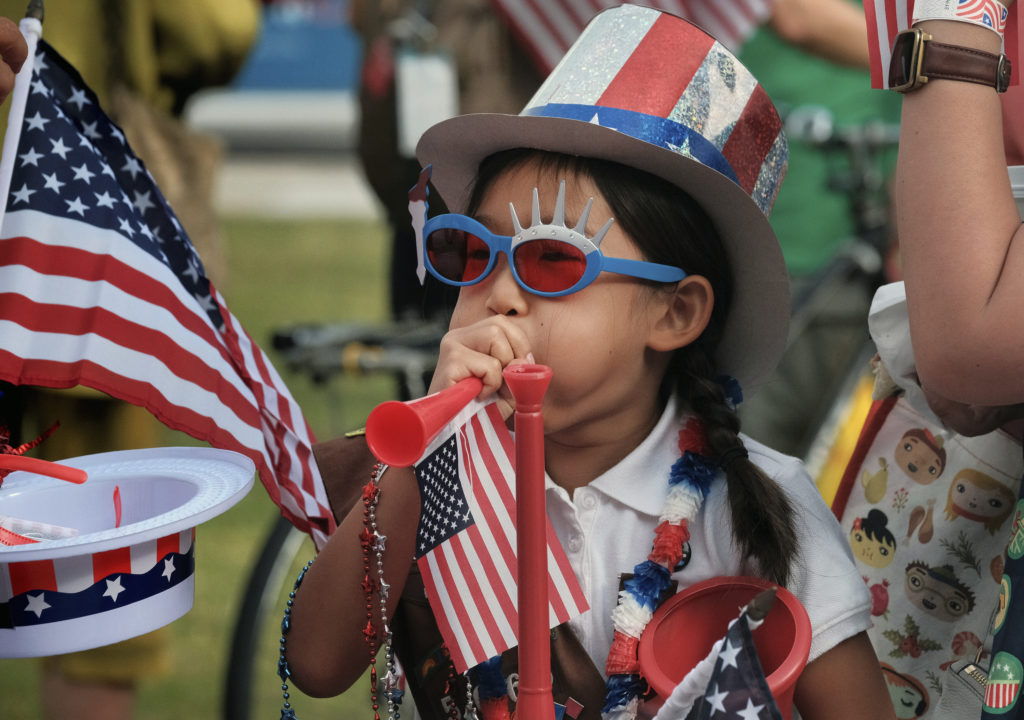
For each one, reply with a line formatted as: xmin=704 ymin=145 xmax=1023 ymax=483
xmin=891 ymin=28 xmax=932 ymax=94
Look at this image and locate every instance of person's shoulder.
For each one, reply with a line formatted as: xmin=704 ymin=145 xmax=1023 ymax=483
xmin=740 ymin=433 xmax=806 ymax=480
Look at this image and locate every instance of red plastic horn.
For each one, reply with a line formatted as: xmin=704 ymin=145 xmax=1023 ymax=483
xmin=365 ymin=376 xmax=483 ymax=467
xmin=503 ymin=364 xmax=555 ymax=720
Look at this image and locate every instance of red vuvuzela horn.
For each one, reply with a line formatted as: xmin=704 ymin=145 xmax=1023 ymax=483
xmin=365 ymin=376 xmax=483 ymax=467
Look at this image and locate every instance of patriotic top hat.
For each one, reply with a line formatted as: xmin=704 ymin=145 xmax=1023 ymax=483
xmin=0 ymin=447 xmax=253 ymax=657
xmin=417 ymin=4 xmax=790 ymax=395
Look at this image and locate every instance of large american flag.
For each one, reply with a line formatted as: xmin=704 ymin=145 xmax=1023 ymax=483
xmin=414 ymin=401 xmax=589 ymax=673
xmin=0 ymin=26 xmax=334 ymax=546
xmin=491 ymin=0 xmax=775 ymax=74
xmin=863 ymin=0 xmax=1020 ymax=88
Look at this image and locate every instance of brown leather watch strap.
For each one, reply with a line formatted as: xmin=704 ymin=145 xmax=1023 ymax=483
xmin=923 ymin=40 xmax=1011 ymax=91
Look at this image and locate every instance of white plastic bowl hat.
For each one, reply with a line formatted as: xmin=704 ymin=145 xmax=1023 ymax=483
xmin=417 ymin=3 xmax=791 ymax=397
xmin=0 ymin=447 xmax=253 ymax=658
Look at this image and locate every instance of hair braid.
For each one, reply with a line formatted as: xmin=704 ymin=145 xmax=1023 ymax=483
xmin=675 ymin=346 xmax=798 ymax=587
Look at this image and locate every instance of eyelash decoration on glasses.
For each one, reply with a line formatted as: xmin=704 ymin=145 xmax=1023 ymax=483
xmin=509 ymin=181 xmax=615 ymax=253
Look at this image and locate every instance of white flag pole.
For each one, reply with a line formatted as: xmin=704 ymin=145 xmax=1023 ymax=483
xmin=0 ymin=8 xmax=41 ymax=233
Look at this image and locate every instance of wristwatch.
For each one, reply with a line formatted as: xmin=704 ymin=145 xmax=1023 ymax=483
xmin=888 ymin=27 xmax=1012 ymax=93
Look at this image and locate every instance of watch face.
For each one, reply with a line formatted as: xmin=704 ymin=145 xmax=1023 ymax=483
xmin=889 ymin=30 xmax=923 ymax=92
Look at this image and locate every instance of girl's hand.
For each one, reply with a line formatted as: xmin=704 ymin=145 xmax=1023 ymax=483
xmin=429 ymin=316 xmax=533 ymax=416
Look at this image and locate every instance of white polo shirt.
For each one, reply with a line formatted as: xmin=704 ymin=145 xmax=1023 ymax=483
xmin=543 ymin=396 xmax=871 ymax=680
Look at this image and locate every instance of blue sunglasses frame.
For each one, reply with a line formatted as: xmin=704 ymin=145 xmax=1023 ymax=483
xmin=422 ymin=208 xmax=687 ymax=298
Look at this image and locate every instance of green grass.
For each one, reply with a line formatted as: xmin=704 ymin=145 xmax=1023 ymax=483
xmin=0 ymin=215 xmax=407 ymax=719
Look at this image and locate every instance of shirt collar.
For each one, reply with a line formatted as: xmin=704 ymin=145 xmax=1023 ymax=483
xmin=544 ymin=396 xmax=684 ymax=516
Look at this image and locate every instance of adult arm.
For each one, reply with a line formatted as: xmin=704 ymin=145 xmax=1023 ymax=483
xmin=896 ymin=16 xmax=1024 ymax=405
xmin=768 ymin=0 xmax=870 ymax=68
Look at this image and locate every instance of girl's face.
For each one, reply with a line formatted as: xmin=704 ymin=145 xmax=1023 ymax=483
xmin=449 ymin=162 xmax=684 ymax=444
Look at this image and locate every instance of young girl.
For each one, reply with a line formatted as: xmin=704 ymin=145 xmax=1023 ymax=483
xmin=286 ymin=6 xmax=894 ymax=719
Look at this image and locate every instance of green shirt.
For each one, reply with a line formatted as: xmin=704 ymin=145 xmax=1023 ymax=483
xmin=739 ymin=28 xmax=901 ymax=276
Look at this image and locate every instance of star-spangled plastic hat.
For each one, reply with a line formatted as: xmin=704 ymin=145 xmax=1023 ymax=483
xmin=416 ymin=4 xmax=791 ymax=395
xmin=0 ymin=447 xmax=253 ymax=657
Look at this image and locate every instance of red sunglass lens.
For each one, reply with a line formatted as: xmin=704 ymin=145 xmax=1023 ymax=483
xmin=514 ymin=239 xmax=587 ymax=293
xmin=426 ymin=229 xmax=491 ymax=283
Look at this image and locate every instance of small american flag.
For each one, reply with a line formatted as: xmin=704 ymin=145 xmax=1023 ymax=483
xmin=414 ymin=402 xmax=588 ymax=673
xmin=490 ymin=0 xmax=775 ymax=74
xmin=863 ymin=0 xmax=1020 ymax=88
xmin=0 ymin=27 xmax=334 ymax=546
xmin=692 ymin=612 xmax=783 ymax=720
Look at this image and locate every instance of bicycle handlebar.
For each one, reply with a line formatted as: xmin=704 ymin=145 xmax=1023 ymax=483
xmin=271 ymin=320 xmax=445 ymax=389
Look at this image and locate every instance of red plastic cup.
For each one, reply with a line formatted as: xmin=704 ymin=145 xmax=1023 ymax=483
xmin=638 ymin=576 xmax=811 ymax=720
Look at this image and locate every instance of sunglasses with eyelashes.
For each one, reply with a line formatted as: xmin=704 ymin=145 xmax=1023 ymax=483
xmin=422 ymin=184 xmax=687 ymax=298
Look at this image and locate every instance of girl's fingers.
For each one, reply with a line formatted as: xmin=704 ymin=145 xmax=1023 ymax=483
xmin=429 ymin=317 xmax=533 ymax=397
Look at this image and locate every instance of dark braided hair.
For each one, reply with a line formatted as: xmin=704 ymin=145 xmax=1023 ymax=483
xmin=466 ymin=148 xmax=797 ymax=586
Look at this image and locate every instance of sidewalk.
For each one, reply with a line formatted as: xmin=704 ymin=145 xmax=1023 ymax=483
xmin=215 ymin=152 xmax=383 ymax=220
xmin=186 ymin=88 xmax=383 ymax=221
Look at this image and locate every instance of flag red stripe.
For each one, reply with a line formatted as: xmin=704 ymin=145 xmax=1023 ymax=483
xmin=481 ymin=404 xmax=586 ymax=618
xmin=697 ymin=0 xmax=743 ymax=42
xmin=467 ymin=521 xmax=519 ymax=631
xmin=721 ymin=84 xmax=780 ymax=194
xmin=522 ymin=0 xmax=577 ymax=48
xmin=884 ymin=0 xmax=903 ymax=55
xmin=219 ymin=304 xmax=323 ymax=513
xmin=863 ymin=1 xmax=886 ymax=90
xmin=450 ymin=528 xmax=507 ymax=651
xmin=0 ymin=351 xmax=258 ymax=453
xmin=547 ymin=520 xmax=588 ymax=613
xmin=487 ymin=0 xmax=561 ymax=73
xmin=93 ymin=547 xmax=132 ymax=582
xmin=472 ymin=413 xmax=517 ymax=519
xmin=417 ymin=555 xmax=470 ymax=672
xmin=9 ymin=559 xmax=57 ymax=595
xmin=4 ymin=235 xmax=234 ymax=367
xmin=465 ymin=418 xmax=518 ymax=583
xmin=459 ymin=417 xmax=521 ymax=642
xmin=597 ymin=13 xmax=714 ymax=116
xmin=543 ymin=541 xmax=570 ymax=621
xmin=432 ymin=547 xmax=488 ymax=668
xmin=485 ymin=404 xmax=515 ymax=459
xmin=0 ymin=293 xmax=261 ymax=426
